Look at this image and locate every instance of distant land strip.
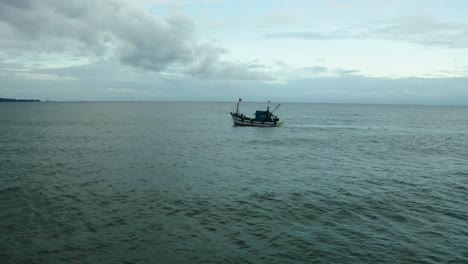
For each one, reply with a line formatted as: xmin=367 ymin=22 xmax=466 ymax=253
xmin=0 ymin=97 xmax=41 ymax=102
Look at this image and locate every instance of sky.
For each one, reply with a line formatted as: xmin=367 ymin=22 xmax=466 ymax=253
xmin=0 ymin=0 xmax=467 ymax=105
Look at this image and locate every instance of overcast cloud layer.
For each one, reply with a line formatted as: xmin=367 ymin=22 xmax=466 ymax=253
xmin=0 ymin=0 xmax=268 ymax=80
xmin=0 ymin=0 xmax=467 ymax=104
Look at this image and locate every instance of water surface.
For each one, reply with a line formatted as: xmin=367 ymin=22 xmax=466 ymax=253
xmin=1 ymin=102 xmax=467 ymax=263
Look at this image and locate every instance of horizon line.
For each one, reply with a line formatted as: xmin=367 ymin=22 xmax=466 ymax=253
xmin=3 ymin=99 xmax=466 ymax=107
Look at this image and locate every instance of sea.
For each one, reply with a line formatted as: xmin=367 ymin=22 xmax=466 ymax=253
xmin=0 ymin=102 xmax=467 ymax=263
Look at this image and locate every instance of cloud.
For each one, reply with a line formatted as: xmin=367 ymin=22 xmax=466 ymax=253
xmin=374 ymin=17 xmax=468 ymax=48
xmin=265 ymin=32 xmax=344 ymax=40
xmin=187 ymin=44 xmax=272 ymax=80
xmin=14 ymin=73 xmax=77 ymax=81
xmin=1 ymin=61 xmax=467 ymax=105
xmin=301 ymin=66 xmax=359 ymax=76
xmin=0 ymin=0 xmax=265 ymax=80
xmin=264 ymin=17 xmax=468 ymax=49
xmin=267 ymin=63 xmax=360 ymax=83
xmin=303 ymin=66 xmax=327 ymax=73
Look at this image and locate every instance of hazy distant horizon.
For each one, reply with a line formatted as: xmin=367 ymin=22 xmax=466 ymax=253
xmin=3 ymin=98 xmax=468 ymax=107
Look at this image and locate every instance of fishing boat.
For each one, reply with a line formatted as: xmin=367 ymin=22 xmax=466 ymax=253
xmin=230 ymin=98 xmax=282 ymax=127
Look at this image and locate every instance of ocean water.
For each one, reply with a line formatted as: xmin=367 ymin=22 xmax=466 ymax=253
xmin=0 ymin=102 xmax=467 ymax=263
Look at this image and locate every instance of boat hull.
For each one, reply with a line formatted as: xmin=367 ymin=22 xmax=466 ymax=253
xmin=230 ymin=113 xmax=280 ymax=127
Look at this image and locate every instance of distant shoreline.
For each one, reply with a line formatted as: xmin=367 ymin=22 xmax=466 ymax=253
xmin=0 ymin=99 xmax=467 ymax=107
xmin=0 ymin=98 xmax=41 ymax=102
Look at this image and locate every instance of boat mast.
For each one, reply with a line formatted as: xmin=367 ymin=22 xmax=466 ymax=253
xmin=236 ymin=98 xmax=242 ymax=114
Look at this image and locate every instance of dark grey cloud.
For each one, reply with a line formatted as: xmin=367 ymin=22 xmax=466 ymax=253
xmin=0 ymin=0 xmax=267 ymax=80
xmin=265 ymin=17 xmax=468 ymax=48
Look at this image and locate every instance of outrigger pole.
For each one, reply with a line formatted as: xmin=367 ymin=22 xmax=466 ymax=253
xmin=271 ymin=104 xmax=281 ymax=114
